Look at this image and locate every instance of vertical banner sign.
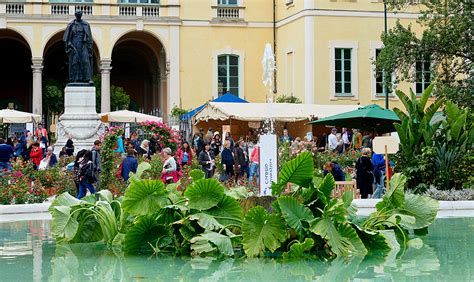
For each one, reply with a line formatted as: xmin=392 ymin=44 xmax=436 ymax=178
xmin=259 ymin=134 xmax=278 ymax=196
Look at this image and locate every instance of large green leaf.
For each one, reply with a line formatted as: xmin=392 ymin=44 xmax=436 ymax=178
xmin=189 ymin=169 xmax=205 ymax=181
xmin=418 ymin=83 xmax=434 ymax=111
xmin=190 ymin=239 xmax=216 ymax=255
xmin=185 ymin=179 xmax=224 ymax=210
xmin=189 ymin=213 xmax=224 ymax=231
xmin=191 ymin=231 xmax=234 ymax=256
xmin=134 ymin=162 xmax=152 ymax=180
xmin=122 ymin=180 xmax=169 ymax=216
xmin=352 ymin=224 xmax=392 ymax=251
xmin=376 ymin=173 xmax=406 ymax=211
xmin=337 ymin=222 xmax=367 ymax=256
xmin=49 ymin=192 xmax=83 ymax=211
xmin=123 ymin=216 xmax=167 ymax=253
xmin=70 ymin=209 xmax=103 ymax=243
xmin=242 ymin=206 xmax=287 ymax=257
xmin=398 ymin=193 xmax=439 ymax=230
xmin=204 ymin=195 xmax=243 ymax=226
xmin=225 ymin=186 xmax=255 ymax=200
xmin=271 ymin=152 xmax=314 ymax=195
xmin=96 ymin=190 xmax=113 ymax=203
xmin=179 ymin=221 xmax=197 ymax=241
xmin=50 ymin=205 xmax=79 ymax=242
xmin=310 ymin=217 xmax=352 ymax=257
xmin=277 ymin=196 xmax=314 ymax=235
xmin=282 ymin=238 xmax=314 ymax=260
xmin=318 ymin=173 xmax=336 ymax=200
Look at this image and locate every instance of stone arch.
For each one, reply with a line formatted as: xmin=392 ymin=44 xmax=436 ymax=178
xmin=109 ymin=29 xmax=168 ymax=60
xmin=0 ymin=29 xmax=33 ymax=111
xmin=111 ymin=31 xmax=167 ymax=115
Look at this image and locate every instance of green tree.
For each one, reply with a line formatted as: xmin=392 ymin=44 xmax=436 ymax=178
xmin=376 ymin=0 xmax=473 ymax=108
xmin=170 ymin=106 xmax=188 ymax=119
xmin=93 ymin=75 xmax=131 ymax=112
xmin=42 ymin=79 xmax=65 ymax=115
xmin=275 ymin=95 xmax=302 ymax=104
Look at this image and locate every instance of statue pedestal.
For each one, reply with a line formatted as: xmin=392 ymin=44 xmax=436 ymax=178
xmin=55 ymin=86 xmax=105 ymax=154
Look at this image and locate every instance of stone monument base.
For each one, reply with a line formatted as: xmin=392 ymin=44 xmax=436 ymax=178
xmin=55 ymin=86 xmax=105 ymax=154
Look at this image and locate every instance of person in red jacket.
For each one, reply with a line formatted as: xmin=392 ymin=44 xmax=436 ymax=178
xmin=176 ymin=141 xmax=193 ymax=168
xmin=30 ymin=142 xmax=43 ymax=170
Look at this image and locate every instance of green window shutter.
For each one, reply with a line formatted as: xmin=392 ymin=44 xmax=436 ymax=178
xmin=335 ymin=48 xmax=352 ymax=96
xmin=217 ymin=55 xmax=239 ymax=96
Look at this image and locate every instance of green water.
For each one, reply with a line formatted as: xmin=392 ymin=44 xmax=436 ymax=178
xmin=0 ymin=218 xmax=473 ymax=281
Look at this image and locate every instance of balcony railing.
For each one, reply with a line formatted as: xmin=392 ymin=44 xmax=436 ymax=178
xmin=143 ymin=5 xmax=160 ymax=17
xmin=216 ymin=6 xmax=240 ymax=19
xmin=119 ymin=5 xmax=137 ymax=16
xmin=0 ymin=2 xmax=161 ymax=18
xmin=50 ymin=4 xmax=69 ymax=15
xmin=6 ymin=3 xmax=24 ymax=14
xmin=75 ymin=4 xmax=93 ymax=15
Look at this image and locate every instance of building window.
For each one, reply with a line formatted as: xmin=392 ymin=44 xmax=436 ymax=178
xmin=415 ymin=58 xmax=431 ymax=95
xmin=375 ymin=49 xmax=392 ymax=97
xmin=335 ymin=48 xmax=352 ymax=96
xmin=218 ymin=55 xmax=239 ymax=96
xmin=218 ymin=0 xmax=237 ymax=5
xmin=118 ymin=0 xmax=159 ymax=4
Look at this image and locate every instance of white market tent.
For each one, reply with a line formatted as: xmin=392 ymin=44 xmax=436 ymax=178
xmin=99 ymin=110 xmax=162 ymax=123
xmin=0 ymin=109 xmax=41 ymax=123
xmin=193 ymin=102 xmax=360 ymax=123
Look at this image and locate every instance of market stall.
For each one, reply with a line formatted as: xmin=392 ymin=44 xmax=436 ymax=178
xmin=193 ymin=102 xmax=360 ymax=141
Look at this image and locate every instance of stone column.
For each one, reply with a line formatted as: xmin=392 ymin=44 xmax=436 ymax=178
xmin=100 ymin=59 xmax=112 ymax=113
xmin=168 ymin=25 xmax=180 ymax=114
xmin=31 ymin=58 xmax=43 ymax=119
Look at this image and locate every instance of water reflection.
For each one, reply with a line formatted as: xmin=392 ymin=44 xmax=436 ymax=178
xmin=0 ymin=218 xmax=473 ymax=281
xmin=45 ymin=242 xmax=441 ymax=281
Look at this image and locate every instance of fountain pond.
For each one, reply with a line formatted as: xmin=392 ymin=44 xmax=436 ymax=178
xmin=0 ymin=217 xmax=473 ymax=281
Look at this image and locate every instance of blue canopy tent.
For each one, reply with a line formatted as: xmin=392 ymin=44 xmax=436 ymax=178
xmin=180 ymin=93 xmax=248 ymax=121
xmin=179 ymin=93 xmax=248 ymax=141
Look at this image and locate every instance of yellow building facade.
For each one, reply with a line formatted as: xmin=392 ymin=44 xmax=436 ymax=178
xmin=0 ymin=0 xmax=426 ymax=120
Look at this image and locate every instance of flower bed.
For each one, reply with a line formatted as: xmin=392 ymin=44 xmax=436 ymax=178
xmin=139 ymin=121 xmax=180 ymax=151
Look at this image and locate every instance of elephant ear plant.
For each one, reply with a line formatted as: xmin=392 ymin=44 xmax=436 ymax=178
xmin=49 ymin=153 xmax=439 ymax=259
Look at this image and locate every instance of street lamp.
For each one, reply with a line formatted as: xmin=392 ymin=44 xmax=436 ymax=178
xmin=384 ymin=1 xmax=389 ymax=109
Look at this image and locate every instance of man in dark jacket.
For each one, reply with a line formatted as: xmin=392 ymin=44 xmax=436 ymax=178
xmin=323 ymin=161 xmax=345 ymax=181
xmin=0 ymin=138 xmax=13 ymax=171
xmin=234 ymin=140 xmax=249 ymax=183
xmin=91 ymin=140 xmax=102 ymax=188
xmin=198 ymin=143 xmax=215 ymax=178
xmin=121 ymin=149 xmax=138 ymax=181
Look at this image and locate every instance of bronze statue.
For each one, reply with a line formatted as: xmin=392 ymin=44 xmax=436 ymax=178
xmin=63 ymin=10 xmax=93 ymax=84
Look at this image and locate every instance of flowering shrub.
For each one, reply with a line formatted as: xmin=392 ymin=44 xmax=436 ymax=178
xmin=54 ymin=170 xmax=77 ymax=197
xmin=100 ymin=126 xmax=125 ymax=190
xmin=29 ymin=180 xmax=48 ymax=203
xmin=0 ymin=161 xmax=51 ymax=204
xmin=139 ymin=121 xmax=180 ymax=152
xmin=35 ymin=167 xmax=62 ymax=188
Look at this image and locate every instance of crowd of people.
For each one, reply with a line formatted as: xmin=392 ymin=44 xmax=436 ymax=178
xmin=0 ymin=124 xmax=65 ymax=171
xmin=1 ymin=122 xmax=387 ymax=200
xmin=191 ymin=128 xmax=260 ymax=186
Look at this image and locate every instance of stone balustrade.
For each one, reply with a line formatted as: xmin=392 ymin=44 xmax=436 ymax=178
xmin=216 ymin=6 xmax=240 ymax=19
xmin=6 ymin=3 xmax=24 ymax=14
xmin=0 ymin=2 xmax=161 ymax=18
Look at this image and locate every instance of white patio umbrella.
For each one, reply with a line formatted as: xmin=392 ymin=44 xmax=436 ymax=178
xmin=0 ymin=109 xmax=41 ymax=123
xmin=99 ymin=110 xmax=162 ymax=123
